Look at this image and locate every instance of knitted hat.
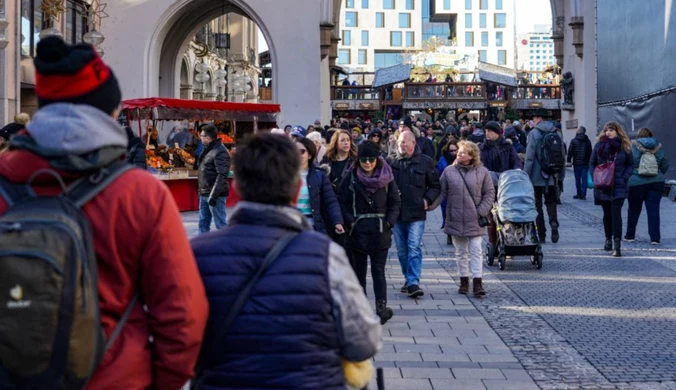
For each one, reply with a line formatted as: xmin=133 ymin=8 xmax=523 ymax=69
xmin=352 ymin=127 xmax=362 ymax=136
xmin=358 ymin=141 xmax=380 ymax=158
xmin=484 ymin=121 xmax=502 ymax=135
xmin=34 ymin=36 xmax=121 ymax=114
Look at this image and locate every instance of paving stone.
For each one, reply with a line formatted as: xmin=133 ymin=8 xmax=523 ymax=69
xmin=400 ymin=368 xmax=454 ymax=379
xmin=395 ymin=361 xmax=440 ymax=368
xmin=452 ymin=368 xmax=506 ymax=380
xmin=378 ymin=378 xmax=433 ymax=390
xmin=394 ymin=344 xmax=443 ymax=353
xmin=390 ymin=328 xmax=435 ymax=337
xmin=436 ymin=361 xmax=482 ymax=369
xmin=468 ymin=353 xmax=519 ymax=363
xmin=374 ymin=352 xmax=422 ymax=362
xmin=500 ymin=369 xmax=533 ymax=381
xmin=482 ymin=379 xmax=540 ymax=390
xmin=430 ymin=379 xmax=488 ymax=390
xmin=421 ymin=353 xmax=471 ymax=362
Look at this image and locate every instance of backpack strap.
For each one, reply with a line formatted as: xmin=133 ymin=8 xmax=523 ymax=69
xmin=0 ymin=177 xmax=27 ymax=208
xmin=66 ymin=161 xmax=135 ymax=208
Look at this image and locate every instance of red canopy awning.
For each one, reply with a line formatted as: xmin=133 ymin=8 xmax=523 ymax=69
xmin=121 ymin=97 xmax=280 ymax=122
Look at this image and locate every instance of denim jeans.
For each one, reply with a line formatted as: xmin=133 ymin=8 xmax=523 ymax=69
xmin=573 ymin=165 xmax=589 ymax=198
xmin=198 ymin=195 xmax=227 ymax=234
xmin=393 ymin=221 xmax=425 ymax=287
xmin=626 ymin=182 xmax=664 ymax=242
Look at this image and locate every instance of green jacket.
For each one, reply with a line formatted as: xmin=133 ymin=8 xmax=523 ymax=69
xmin=628 ymin=137 xmax=670 ymax=187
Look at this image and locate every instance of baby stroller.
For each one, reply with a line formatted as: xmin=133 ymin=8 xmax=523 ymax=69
xmin=486 ymin=170 xmax=543 ymax=270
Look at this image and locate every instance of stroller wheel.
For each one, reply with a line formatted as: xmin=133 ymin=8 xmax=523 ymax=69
xmin=530 ymin=255 xmax=536 ymax=265
xmin=535 ymin=253 xmax=543 ymax=270
xmin=486 ymin=243 xmax=495 ymax=266
xmin=498 ymin=255 xmax=506 ymax=271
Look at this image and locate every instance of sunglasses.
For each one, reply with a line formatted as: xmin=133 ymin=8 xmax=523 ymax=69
xmin=359 ymin=157 xmax=377 ymax=164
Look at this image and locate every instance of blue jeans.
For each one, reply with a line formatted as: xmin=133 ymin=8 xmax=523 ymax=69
xmin=626 ymin=182 xmax=664 ymax=242
xmin=198 ymin=195 xmax=227 ymax=234
xmin=393 ymin=221 xmax=425 ymax=287
xmin=573 ymin=165 xmax=589 ymax=198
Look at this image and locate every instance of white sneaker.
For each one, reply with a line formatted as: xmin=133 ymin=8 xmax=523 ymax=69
xmin=651 ymin=241 xmax=660 ymax=245
xmin=623 ymin=237 xmax=635 ymax=243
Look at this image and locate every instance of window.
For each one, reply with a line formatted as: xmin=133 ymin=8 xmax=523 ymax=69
xmin=498 ymin=50 xmax=506 ymax=65
xmin=346 ymin=0 xmax=354 ymax=8
xmin=390 ymin=31 xmax=402 ymax=46
xmin=465 ymin=13 xmax=472 ymax=28
xmin=495 ymin=31 xmax=503 ymax=46
xmin=362 ymin=30 xmax=369 ymax=45
xmin=494 ymin=13 xmax=506 ymax=28
xmin=358 ymin=49 xmax=367 ymax=64
xmin=399 ymin=13 xmax=411 ymax=28
xmin=342 ymin=30 xmax=351 ymax=45
xmin=362 ymin=0 xmax=369 ymax=8
xmin=480 ymin=13 xmax=486 ymax=28
xmin=383 ymin=0 xmax=394 ymax=9
xmin=345 ymin=12 xmax=358 ymax=27
xmin=481 ymin=32 xmax=488 ymax=47
xmin=338 ymin=49 xmax=350 ymax=64
xmin=465 ymin=0 xmax=472 ymax=10
xmin=64 ymin=0 xmax=89 ymax=46
xmin=465 ymin=31 xmax=474 ymax=47
xmin=406 ymin=31 xmax=414 ymax=47
xmin=496 ymin=0 xmax=503 ymax=10
xmin=480 ymin=0 xmax=488 ymax=9
xmin=406 ymin=0 xmax=414 ymax=10
xmin=23 ymin=0 xmax=90 ymax=57
xmin=443 ymin=0 xmax=450 ymax=10
xmin=479 ymin=50 xmax=487 ymax=62
xmin=376 ymin=12 xmax=385 ymax=27
xmin=374 ymin=51 xmax=404 ymax=70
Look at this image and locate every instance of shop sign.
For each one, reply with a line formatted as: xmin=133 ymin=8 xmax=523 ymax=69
xmin=528 ymin=102 xmax=543 ymax=108
xmin=489 ymin=101 xmax=508 ymax=108
xmin=566 ymin=119 xmax=579 ymax=129
xmin=359 ymin=103 xmax=375 ymax=109
xmin=333 ymin=103 xmax=350 ymax=110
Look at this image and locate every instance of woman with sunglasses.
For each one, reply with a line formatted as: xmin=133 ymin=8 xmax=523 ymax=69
xmin=337 ymin=141 xmax=401 ymax=325
xmin=295 ymin=137 xmax=345 ymax=236
xmin=367 ymin=129 xmax=386 ymax=156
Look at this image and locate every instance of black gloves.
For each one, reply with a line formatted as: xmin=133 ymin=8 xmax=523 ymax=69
xmin=208 ymin=197 xmax=217 ymax=207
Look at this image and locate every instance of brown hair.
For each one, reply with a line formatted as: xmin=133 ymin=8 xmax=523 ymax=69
xmin=441 ymin=138 xmax=458 ymax=155
xmin=599 ymin=121 xmax=632 ymax=153
xmin=326 ymin=129 xmax=357 ymax=161
xmin=637 ymin=127 xmax=653 ymax=138
xmin=456 ymin=140 xmax=482 ymax=167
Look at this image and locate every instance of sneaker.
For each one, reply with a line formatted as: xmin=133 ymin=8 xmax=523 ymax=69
xmin=651 ymin=241 xmax=660 ymax=245
xmin=407 ymin=285 xmax=424 ymax=298
xmin=623 ymin=237 xmax=635 ymax=243
xmin=573 ymin=195 xmax=580 ymax=199
xmin=400 ymin=283 xmax=408 ymax=293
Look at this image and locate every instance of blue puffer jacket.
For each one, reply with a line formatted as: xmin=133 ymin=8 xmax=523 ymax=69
xmin=628 ymin=137 xmax=670 ymax=187
xmin=307 ymin=165 xmax=343 ymax=234
xmin=590 ymin=141 xmax=633 ymax=203
xmin=192 ymin=204 xmax=345 ymax=390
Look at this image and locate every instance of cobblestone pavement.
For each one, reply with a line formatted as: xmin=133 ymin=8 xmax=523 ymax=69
xmin=181 ymin=168 xmax=676 ymax=389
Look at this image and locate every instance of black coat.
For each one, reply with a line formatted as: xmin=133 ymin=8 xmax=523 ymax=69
xmin=194 ymin=139 xmax=230 ymax=198
xmin=567 ymin=133 xmax=593 ymax=166
xmin=126 ymin=136 xmax=147 ymax=169
xmin=479 ymin=137 xmax=523 ymax=174
xmin=338 ymin=170 xmax=401 ymax=253
xmin=417 ymin=136 xmax=436 ymax=160
xmin=590 ymin=143 xmax=633 ymax=203
xmin=389 ymin=151 xmax=441 ymax=222
xmin=306 ymin=166 xmax=344 ymax=234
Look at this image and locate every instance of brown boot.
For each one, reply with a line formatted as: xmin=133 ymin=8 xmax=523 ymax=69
xmin=458 ymin=277 xmax=469 ymax=294
xmin=473 ymin=278 xmax=486 ymax=297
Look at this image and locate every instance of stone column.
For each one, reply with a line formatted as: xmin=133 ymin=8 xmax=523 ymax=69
xmin=180 ymin=84 xmax=194 ymax=100
xmin=320 ymin=55 xmax=331 ymax=125
xmin=0 ymin=0 xmax=12 ymax=124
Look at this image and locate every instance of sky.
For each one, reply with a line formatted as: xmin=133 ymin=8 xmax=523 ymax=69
xmin=256 ymin=0 xmax=554 ymax=53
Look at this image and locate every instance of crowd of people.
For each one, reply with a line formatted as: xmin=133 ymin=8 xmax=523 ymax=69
xmin=0 ymin=36 xmax=671 ymax=390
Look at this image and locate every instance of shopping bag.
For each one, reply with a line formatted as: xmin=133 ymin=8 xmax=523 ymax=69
xmin=587 ymin=170 xmax=594 ymax=189
xmin=593 ymin=160 xmax=616 ymax=190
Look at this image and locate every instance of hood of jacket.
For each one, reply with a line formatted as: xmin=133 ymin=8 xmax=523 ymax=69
xmin=504 ymin=126 xmax=516 ymax=139
xmin=534 ymin=120 xmax=555 ymax=133
xmin=410 ymin=126 xmax=422 ymax=138
xmin=472 ymin=128 xmax=485 ymax=136
xmin=636 ymin=137 xmax=660 ymax=151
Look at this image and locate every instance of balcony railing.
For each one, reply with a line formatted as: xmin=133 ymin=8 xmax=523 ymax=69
xmin=404 ymin=82 xmax=486 ymax=99
xmin=512 ymin=85 xmax=561 ymax=99
xmin=331 ymin=86 xmax=380 ymax=100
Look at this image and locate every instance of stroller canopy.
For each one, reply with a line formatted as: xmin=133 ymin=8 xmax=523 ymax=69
xmin=497 ymin=170 xmax=538 ymax=223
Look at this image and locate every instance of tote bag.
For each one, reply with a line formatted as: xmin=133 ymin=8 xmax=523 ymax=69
xmin=593 ymin=154 xmax=616 ymax=190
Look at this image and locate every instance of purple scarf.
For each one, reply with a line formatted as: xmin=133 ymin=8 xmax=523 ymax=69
xmin=597 ymin=135 xmax=622 ymax=159
xmin=356 ymin=157 xmax=394 ymax=193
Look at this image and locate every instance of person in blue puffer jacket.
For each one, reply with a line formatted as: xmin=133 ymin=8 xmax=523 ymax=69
xmin=625 ymin=127 xmax=670 ymax=245
xmin=437 ymin=139 xmax=458 ymax=244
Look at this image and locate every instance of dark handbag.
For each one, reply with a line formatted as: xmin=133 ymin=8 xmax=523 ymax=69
xmin=191 ymin=232 xmax=299 ymax=388
xmin=456 ymin=167 xmax=491 ymax=227
xmin=593 ymin=154 xmax=616 ymax=190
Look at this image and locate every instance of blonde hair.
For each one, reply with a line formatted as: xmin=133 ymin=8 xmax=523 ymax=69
xmin=599 ymin=121 xmax=632 ymax=153
xmin=456 ymin=140 xmax=482 ymax=167
xmin=14 ymin=113 xmax=30 ymax=126
xmin=326 ymin=129 xmax=357 ymax=161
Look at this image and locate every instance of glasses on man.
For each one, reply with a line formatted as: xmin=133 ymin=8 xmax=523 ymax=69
xmin=359 ymin=157 xmax=377 ymax=164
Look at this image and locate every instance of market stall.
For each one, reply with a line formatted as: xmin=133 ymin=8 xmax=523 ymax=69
xmin=121 ymin=98 xmax=280 ymax=211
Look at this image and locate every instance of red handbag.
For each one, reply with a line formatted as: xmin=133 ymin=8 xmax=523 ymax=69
xmin=593 ymin=154 xmax=616 ymax=190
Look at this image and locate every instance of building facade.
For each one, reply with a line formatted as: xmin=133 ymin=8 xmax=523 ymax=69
xmin=516 ymin=25 xmax=556 ymax=71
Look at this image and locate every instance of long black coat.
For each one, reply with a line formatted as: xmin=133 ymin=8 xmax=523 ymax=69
xmin=590 ymin=143 xmax=633 ymax=203
xmin=194 ymin=139 xmax=230 ymax=198
xmin=479 ymin=137 xmax=522 ymax=174
xmin=338 ymin=170 xmax=401 ymax=253
xmin=389 ymin=151 xmax=440 ymax=222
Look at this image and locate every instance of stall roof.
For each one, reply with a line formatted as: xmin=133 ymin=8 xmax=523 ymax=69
xmin=477 ymin=62 xmax=518 ymax=87
xmin=122 ymin=98 xmax=280 ymax=122
xmin=372 ymin=63 xmax=412 ymax=88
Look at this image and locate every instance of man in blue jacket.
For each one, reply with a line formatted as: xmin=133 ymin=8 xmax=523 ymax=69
xmin=191 ymin=133 xmax=381 ymax=390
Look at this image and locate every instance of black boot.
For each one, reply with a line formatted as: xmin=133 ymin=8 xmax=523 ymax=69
xmin=447 ymin=235 xmax=453 ymax=245
xmin=473 ymin=278 xmax=486 ymax=297
xmin=612 ymin=238 xmax=622 ymax=257
xmin=458 ymin=277 xmax=469 ymax=294
xmin=604 ymin=238 xmax=612 ymax=251
xmin=376 ymin=300 xmax=393 ymax=325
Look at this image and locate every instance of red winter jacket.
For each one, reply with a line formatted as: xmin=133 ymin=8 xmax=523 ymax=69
xmin=0 ymin=149 xmax=209 ymax=390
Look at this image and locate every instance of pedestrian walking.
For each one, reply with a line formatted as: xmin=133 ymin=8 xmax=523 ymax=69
xmin=429 ymin=141 xmax=495 ymax=296
xmin=306 ymin=131 xmax=327 ymax=163
xmin=567 ymin=126 xmax=593 ymax=200
xmin=322 ymin=129 xmax=358 ymax=191
xmin=437 ymin=139 xmax=458 ymax=244
xmin=191 ymin=133 xmax=381 ymax=390
xmin=389 ymin=131 xmax=441 ymax=298
xmin=480 ymin=121 xmax=522 ymax=259
xmin=296 ymin=137 xmax=345 ymax=236
xmin=338 ymin=141 xmax=401 ymax=325
xmin=125 ymin=126 xmax=147 ymax=169
xmin=0 ymin=36 xmax=208 ymax=389
xmin=524 ymin=108 xmax=565 ymax=243
xmin=590 ymin=121 xmax=634 ymax=257
xmin=625 ymin=127 xmax=670 ymax=245
xmin=194 ymin=124 xmax=231 ymax=234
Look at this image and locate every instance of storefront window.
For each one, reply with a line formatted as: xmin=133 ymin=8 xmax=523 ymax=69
xmin=21 ymin=0 xmax=89 ymax=57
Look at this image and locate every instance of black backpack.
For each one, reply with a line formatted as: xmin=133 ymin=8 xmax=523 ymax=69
xmin=0 ymin=162 xmax=137 ymax=389
xmin=538 ymin=130 xmax=565 ymax=175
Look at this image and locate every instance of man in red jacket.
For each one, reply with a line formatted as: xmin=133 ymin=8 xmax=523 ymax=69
xmin=0 ymin=36 xmax=208 ymax=389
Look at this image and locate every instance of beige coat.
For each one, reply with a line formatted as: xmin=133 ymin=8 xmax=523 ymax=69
xmin=429 ymin=163 xmax=495 ymax=237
